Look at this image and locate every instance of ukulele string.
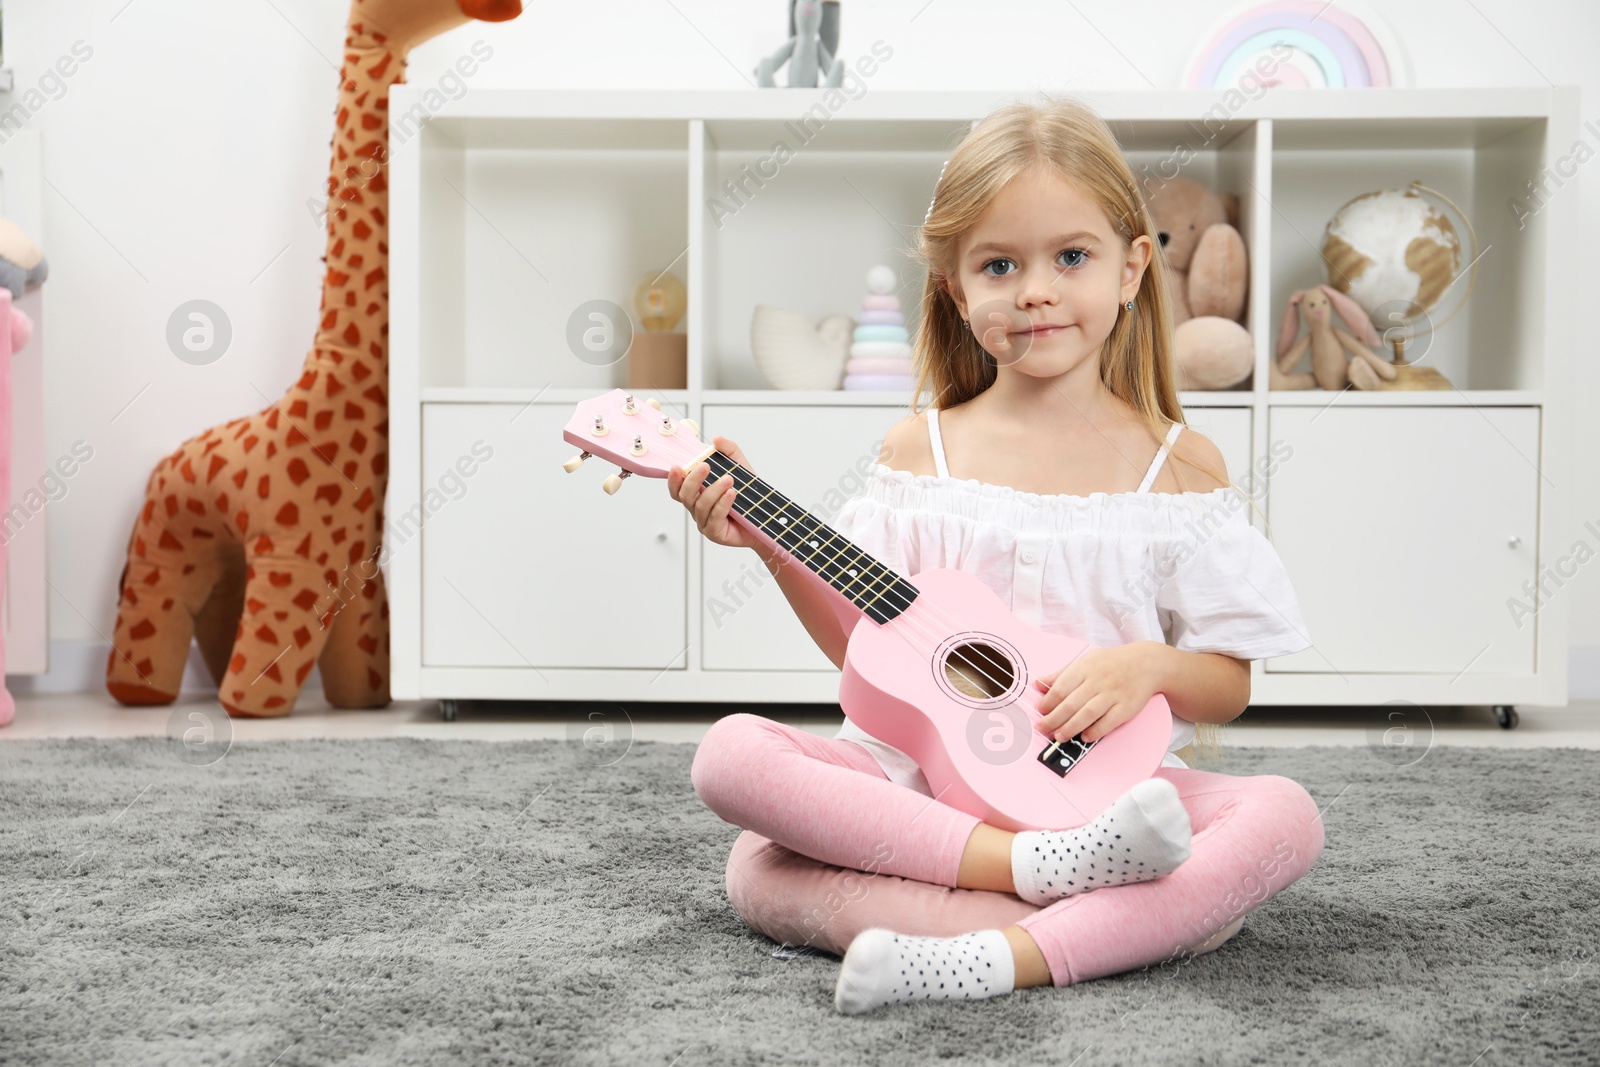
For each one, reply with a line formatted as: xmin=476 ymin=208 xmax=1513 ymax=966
xmin=703 ymin=452 xmax=1026 ymax=698
xmin=697 ymin=447 xmax=1072 ymax=721
xmin=676 ymin=441 xmax=1014 ymax=689
xmin=744 ymin=480 xmax=1100 ymax=822
xmin=637 ymin=416 xmax=1043 ymax=722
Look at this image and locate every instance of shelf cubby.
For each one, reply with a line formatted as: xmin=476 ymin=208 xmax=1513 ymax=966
xmin=1267 ymin=113 xmax=1550 ymax=393
xmin=410 ymin=117 xmax=690 ymax=391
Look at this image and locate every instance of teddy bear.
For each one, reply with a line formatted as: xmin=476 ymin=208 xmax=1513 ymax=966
xmin=1142 ymin=174 xmax=1253 ymax=390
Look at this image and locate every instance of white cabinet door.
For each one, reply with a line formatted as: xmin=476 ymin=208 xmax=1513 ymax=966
xmin=420 ymin=403 xmax=687 ymax=669
xmin=1265 ymin=406 xmax=1539 ymax=674
xmin=699 ymin=405 xmax=904 ymax=671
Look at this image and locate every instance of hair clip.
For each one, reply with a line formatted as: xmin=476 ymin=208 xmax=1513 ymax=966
xmin=924 ymin=123 xmax=981 ymax=227
xmin=923 ymin=158 xmax=950 ymax=226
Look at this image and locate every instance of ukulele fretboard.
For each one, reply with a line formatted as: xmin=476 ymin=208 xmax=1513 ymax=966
xmin=702 ymin=452 xmax=918 ymax=625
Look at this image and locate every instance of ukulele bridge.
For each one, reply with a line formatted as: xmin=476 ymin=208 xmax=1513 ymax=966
xmin=1037 ymin=733 xmax=1096 ymax=778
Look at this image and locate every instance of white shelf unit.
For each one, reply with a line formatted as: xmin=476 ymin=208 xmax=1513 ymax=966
xmin=389 ymin=88 xmax=1577 ymax=717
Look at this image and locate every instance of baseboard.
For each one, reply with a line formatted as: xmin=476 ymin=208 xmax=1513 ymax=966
xmin=7 ymin=638 xmax=324 ymax=696
xmin=10 ymin=639 xmax=1600 ymax=703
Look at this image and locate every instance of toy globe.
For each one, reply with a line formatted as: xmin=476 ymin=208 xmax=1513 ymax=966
xmin=1320 ymin=180 xmax=1479 ymax=390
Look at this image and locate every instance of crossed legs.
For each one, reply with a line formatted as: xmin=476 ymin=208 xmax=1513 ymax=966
xmin=693 ymin=713 xmax=1323 ymax=993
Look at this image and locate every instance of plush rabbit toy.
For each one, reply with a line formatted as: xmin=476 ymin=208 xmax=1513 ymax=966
xmin=1272 ymin=284 xmax=1398 ymax=391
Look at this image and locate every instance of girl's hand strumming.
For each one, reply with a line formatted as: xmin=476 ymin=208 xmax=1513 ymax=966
xmin=1033 ymin=643 xmax=1163 ymax=744
xmin=667 ymin=435 xmax=762 ymax=552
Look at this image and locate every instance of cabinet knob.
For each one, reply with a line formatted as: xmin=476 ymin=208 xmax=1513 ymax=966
xmin=656 ymin=531 xmax=668 ymax=542
xmin=1508 ymin=535 xmax=1521 ymax=548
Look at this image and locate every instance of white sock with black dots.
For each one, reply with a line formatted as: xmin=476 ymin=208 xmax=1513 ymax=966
xmin=1009 ymin=776 xmax=1192 ymax=906
xmin=834 ymin=928 xmax=1016 ymax=1014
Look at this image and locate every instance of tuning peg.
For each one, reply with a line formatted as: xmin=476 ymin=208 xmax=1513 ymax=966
xmin=645 ymin=398 xmax=662 ymax=410
xmin=602 ymin=469 xmax=632 ymax=495
xmin=680 ymin=418 xmax=700 ymax=437
xmin=562 ymin=451 xmax=591 ymax=473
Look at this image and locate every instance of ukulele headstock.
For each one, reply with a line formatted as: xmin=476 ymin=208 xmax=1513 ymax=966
xmin=561 ymin=389 xmax=708 ymax=494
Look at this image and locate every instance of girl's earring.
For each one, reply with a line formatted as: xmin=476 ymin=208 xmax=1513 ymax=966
xmin=1124 ymin=299 xmax=1135 ymax=312
xmin=961 ymin=320 xmax=970 ymax=330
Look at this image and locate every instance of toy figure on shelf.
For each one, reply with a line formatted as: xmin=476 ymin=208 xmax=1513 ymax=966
xmin=755 ymin=0 xmax=844 ymax=88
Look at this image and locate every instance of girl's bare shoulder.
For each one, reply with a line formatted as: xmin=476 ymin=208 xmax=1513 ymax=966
xmin=875 ymin=409 xmax=938 ymax=477
xmin=1163 ymin=423 xmax=1230 ymax=492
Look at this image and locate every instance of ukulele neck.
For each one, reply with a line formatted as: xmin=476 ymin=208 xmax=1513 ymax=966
xmin=700 ymin=450 xmax=918 ymax=626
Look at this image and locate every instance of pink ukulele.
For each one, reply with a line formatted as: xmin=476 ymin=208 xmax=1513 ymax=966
xmin=562 ymin=389 xmax=1174 ymax=831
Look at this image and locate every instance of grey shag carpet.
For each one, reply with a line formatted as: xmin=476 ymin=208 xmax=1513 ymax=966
xmin=2 ymin=735 xmax=1596 ymax=1066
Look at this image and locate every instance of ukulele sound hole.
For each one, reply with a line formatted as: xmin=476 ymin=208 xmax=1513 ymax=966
xmin=942 ymin=641 xmax=1015 ymax=700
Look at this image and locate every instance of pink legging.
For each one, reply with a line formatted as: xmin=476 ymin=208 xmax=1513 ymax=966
xmin=691 ymin=713 xmax=1326 ymax=987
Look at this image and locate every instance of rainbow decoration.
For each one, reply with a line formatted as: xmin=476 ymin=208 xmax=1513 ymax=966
xmin=1184 ymin=1 xmax=1393 ymax=89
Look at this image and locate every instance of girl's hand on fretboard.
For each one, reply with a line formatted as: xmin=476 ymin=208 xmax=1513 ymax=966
xmin=668 ymin=435 xmax=762 ymax=552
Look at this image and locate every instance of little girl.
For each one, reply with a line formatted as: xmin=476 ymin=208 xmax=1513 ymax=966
xmin=668 ymin=96 xmax=1323 ymax=1014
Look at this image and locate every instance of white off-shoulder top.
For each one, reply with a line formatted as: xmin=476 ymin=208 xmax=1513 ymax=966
xmin=828 ymin=408 xmax=1313 ymax=794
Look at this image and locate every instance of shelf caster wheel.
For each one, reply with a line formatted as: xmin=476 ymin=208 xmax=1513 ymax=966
xmin=1492 ymin=704 xmax=1519 ymax=729
xmin=440 ymin=698 xmax=460 ymax=722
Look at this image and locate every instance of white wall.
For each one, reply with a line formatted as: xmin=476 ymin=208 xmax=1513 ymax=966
xmin=6 ymin=0 xmax=1598 ymax=695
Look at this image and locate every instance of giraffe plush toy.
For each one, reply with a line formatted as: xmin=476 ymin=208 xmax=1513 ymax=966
xmin=106 ymin=0 xmax=523 ymax=717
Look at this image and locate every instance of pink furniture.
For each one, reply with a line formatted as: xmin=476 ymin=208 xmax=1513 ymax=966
xmin=0 ymin=288 xmax=35 ymax=727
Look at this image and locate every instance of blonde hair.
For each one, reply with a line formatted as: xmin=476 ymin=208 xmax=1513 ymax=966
xmin=906 ymin=94 xmax=1265 ymax=768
